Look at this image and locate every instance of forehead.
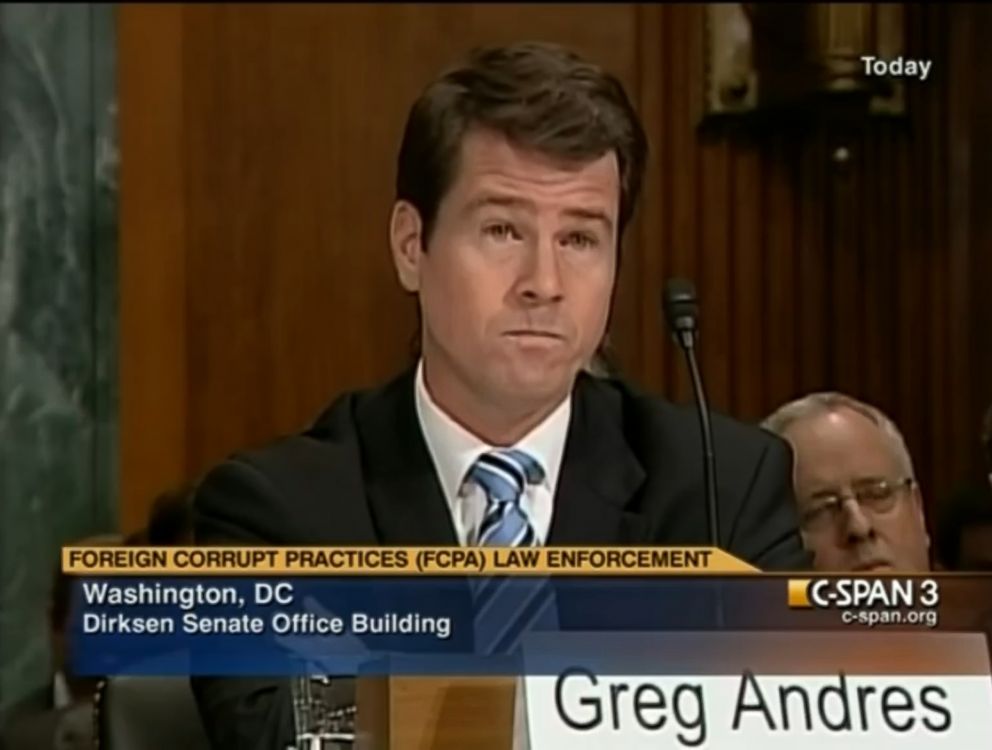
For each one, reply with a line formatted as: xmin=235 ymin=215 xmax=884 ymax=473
xmin=784 ymin=407 xmax=903 ymax=490
xmin=447 ymin=127 xmax=620 ymax=210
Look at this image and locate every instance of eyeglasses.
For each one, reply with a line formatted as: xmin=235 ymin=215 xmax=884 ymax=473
xmin=800 ymin=477 xmax=915 ymax=532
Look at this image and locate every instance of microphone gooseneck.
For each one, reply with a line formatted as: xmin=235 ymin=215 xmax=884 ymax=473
xmin=663 ymin=278 xmax=724 ymax=630
xmin=662 ymin=279 xmax=720 ymax=549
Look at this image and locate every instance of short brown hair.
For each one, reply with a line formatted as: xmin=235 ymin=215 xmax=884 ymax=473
xmin=396 ymin=41 xmax=648 ymax=244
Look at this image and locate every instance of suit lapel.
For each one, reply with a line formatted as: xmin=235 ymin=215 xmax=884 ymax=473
xmin=547 ymin=375 xmax=647 ymax=544
xmin=355 ymin=369 xmax=459 ymax=545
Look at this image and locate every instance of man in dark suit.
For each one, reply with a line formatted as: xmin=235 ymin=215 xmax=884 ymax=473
xmin=192 ymin=41 xmax=808 ymax=748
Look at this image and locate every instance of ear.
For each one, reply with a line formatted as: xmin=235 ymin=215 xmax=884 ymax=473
xmin=390 ymin=200 xmax=424 ymax=293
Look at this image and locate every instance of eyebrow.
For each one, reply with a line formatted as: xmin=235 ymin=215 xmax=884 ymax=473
xmin=562 ymin=207 xmax=614 ymax=233
xmin=465 ymin=195 xmax=615 ymax=232
xmin=807 ymin=476 xmax=890 ymax=498
xmin=464 ymin=195 xmax=533 ymax=214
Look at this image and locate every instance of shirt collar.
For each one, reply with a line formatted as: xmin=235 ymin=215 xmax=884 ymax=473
xmin=414 ymin=359 xmax=571 ymax=502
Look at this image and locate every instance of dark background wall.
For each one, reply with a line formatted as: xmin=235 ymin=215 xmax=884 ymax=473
xmin=118 ymin=3 xmax=992 ymax=535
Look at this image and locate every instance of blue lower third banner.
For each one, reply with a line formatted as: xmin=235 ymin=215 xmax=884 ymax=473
xmin=66 ymin=576 xmax=992 ymax=676
xmin=68 ymin=575 xmax=734 ymax=676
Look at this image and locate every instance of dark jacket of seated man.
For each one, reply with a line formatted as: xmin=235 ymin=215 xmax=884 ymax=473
xmin=190 ymin=369 xmax=809 ymax=749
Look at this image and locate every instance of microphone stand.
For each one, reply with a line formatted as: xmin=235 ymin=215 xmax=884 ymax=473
xmin=675 ymin=329 xmax=719 ymax=548
xmin=663 ymin=280 xmax=724 ymax=630
xmin=675 ymin=331 xmax=724 ymax=630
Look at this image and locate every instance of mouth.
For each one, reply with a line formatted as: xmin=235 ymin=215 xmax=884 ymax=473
xmin=852 ymin=560 xmax=892 ymax=573
xmin=503 ymin=330 xmax=565 ymax=341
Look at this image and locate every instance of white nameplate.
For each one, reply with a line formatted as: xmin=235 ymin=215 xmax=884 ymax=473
xmin=520 ymin=631 xmax=992 ymax=749
xmin=524 ymin=673 xmax=992 ymax=748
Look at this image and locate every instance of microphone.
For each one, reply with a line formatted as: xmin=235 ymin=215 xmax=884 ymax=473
xmin=662 ymin=279 xmax=720 ymax=548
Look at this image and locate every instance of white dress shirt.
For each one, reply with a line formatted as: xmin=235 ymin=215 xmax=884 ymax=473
xmin=413 ymin=360 xmax=571 ymax=546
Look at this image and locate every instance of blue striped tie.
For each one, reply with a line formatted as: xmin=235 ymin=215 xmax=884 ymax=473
xmin=468 ymin=449 xmax=544 ymax=547
xmin=467 ymin=449 xmax=556 ymax=654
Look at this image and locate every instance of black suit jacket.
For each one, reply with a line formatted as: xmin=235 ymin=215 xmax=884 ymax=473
xmin=191 ymin=369 xmax=808 ymax=748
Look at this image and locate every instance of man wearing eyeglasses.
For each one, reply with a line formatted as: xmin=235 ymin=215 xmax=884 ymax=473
xmin=763 ymin=393 xmax=930 ymax=572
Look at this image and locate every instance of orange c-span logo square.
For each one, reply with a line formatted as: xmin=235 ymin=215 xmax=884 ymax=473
xmin=788 ymin=579 xmax=813 ymax=608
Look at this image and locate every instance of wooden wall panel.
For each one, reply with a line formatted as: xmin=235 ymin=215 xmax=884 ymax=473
xmin=965 ymin=4 xmax=992 ymax=475
xmin=974 ymin=8 xmax=992 ymax=445
xmin=630 ymin=3 xmax=667 ymax=391
xmin=118 ymin=4 xmax=188 ymax=533
xmin=730 ymin=142 xmax=766 ymax=418
xmin=666 ymin=6 xmax=703 ymax=404
xmin=796 ymin=131 xmax=829 ymax=392
xmin=118 ymin=3 xmax=991 ymax=534
xmin=765 ymin=138 xmax=798 ymax=412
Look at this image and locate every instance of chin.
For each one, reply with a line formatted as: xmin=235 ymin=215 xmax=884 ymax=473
xmin=497 ymin=369 xmax=573 ymax=403
xmin=505 ymin=378 xmax=569 ymax=403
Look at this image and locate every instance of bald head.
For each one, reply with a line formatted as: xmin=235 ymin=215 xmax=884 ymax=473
xmin=764 ymin=393 xmax=930 ymax=572
xmin=764 ymin=393 xmax=916 ymax=478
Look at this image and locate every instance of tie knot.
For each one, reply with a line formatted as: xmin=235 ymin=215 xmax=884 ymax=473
xmin=467 ymin=449 xmax=545 ymax=504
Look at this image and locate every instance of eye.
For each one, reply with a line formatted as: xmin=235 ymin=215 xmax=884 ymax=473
xmin=856 ymin=480 xmax=895 ymax=502
xmin=804 ymin=501 xmax=833 ymax=522
xmin=562 ymin=231 xmax=599 ymax=250
xmin=482 ymin=222 xmax=520 ymax=242
xmin=802 ymin=495 xmax=841 ymax=527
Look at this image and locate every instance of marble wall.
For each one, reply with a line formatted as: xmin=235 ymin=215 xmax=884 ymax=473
xmin=0 ymin=4 xmax=117 ymax=716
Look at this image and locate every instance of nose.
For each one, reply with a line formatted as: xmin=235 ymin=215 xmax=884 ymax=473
xmin=515 ymin=238 xmax=563 ymax=305
xmin=839 ymin=498 xmax=874 ymax=544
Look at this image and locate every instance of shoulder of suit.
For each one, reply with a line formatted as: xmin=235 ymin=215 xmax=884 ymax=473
xmin=221 ymin=372 xmax=788 ymax=482
xmin=216 ymin=384 xmax=372 ymax=484
xmin=583 ymin=374 xmax=786 ymax=455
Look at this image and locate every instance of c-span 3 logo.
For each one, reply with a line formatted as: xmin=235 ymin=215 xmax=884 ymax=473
xmin=788 ymin=578 xmax=940 ymax=628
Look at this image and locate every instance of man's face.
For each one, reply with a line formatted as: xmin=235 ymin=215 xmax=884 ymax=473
xmin=391 ymin=128 xmax=619 ymax=416
xmin=783 ymin=408 xmax=930 ymax=572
